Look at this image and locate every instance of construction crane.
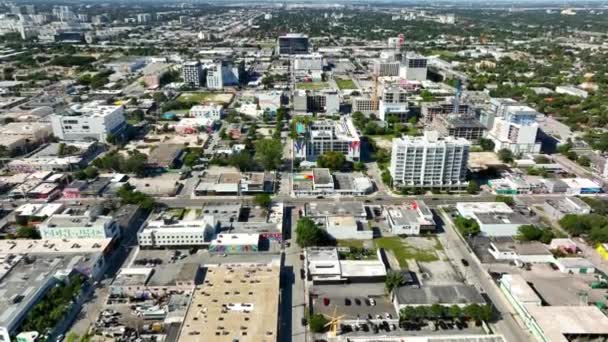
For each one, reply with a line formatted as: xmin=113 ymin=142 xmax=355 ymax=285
xmin=324 ymin=306 xmax=345 ymax=337
xmin=451 ymin=78 xmax=463 ymax=117
xmin=371 ymin=66 xmax=379 ymax=111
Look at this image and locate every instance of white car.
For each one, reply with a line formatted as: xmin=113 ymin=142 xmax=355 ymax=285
xmin=369 ymin=298 xmax=376 ymax=306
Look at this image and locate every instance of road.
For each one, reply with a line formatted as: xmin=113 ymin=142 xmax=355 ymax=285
xmin=553 ymin=154 xmax=606 ymax=187
xmin=279 ymin=205 xmax=307 ymax=342
xmin=437 ymin=209 xmax=532 ymax=342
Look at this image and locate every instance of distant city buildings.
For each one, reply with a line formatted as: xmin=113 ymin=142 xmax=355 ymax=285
xmin=182 ymin=61 xmax=204 ymax=88
xmin=487 ymin=104 xmax=541 ymax=154
xmin=389 ymin=131 xmax=469 ymax=189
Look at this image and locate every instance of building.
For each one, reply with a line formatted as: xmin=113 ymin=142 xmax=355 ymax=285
xmin=138 ymin=216 xmax=217 ymax=248
xmin=293 ymin=117 xmax=360 ymax=161
xmin=389 ymin=131 xmax=469 ymax=189
xmin=0 ymin=238 xmax=111 ymax=336
xmin=195 ymin=170 xmax=275 ymax=195
xmin=555 ymin=85 xmax=588 ymax=98
xmin=352 ymin=97 xmax=376 ymax=114
xmin=384 ymin=201 xmax=435 ymax=235
xmin=560 ymin=177 xmax=602 ymax=195
xmin=292 ymin=169 xmax=373 ymax=197
xmin=292 ymin=89 xmax=339 ymax=114
xmin=294 ymin=53 xmax=323 ymax=71
xmin=456 ymin=202 xmax=529 ymax=237
xmin=542 ymin=197 xmax=591 ymax=220
xmin=589 ymin=154 xmax=608 ymax=180
xmin=488 ymin=105 xmax=541 ymax=154
xmin=421 ymin=102 xmax=470 ymax=125
xmin=182 ymin=61 xmax=204 ymax=87
xmin=500 ymin=273 xmax=608 ymax=342
xmin=136 ymin=13 xmax=151 ymax=24
xmin=277 ymin=33 xmax=309 ymax=55
xmin=555 ymin=257 xmax=595 ymax=274
xmin=434 ymin=115 xmax=486 ymax=142
xmin=178 ymin=263 xmax=280 ymax=342
xmin=373 ymin=60 xmax=400 ymax=77
xmin=392 ymin=284 xmax=485 ymax=311
xmin=205 ymin=63 xmax=223 ymax=89
xmin=39 ymin=212 xmax=119 ymax=240
xmin=110 ymin=264 xmax=201 ymax=298
xmin=147 ymin=143 xmax=184 ymax=169
xmin=324 ymin=216 xmax=372 ymax=240
xmin=50 ymin=101 xmax=126 ymax=143
xmin=401 ymin=53 xmax=428 ymax=81
xmin=488 ymin=238 xmax=555 ymax=264
xmin=208 ymin=233 xmax=260 ymax=253
xmin=305 ymin=247 xmax=386 ymax=284
xmin=0 ymin=122 xmax=52 ymax=152
xmin=305 ymin=201 xmax=367 ymax=221
xmin=190 ymin=104 xmax=223 ymax=121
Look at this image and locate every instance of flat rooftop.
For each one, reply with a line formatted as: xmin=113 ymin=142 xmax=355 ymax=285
xmin=44 ymin=214 xmax=113 ymax=228
xmin=305 ymin=201 xmax=366 ymax=218
xmin=313 ymin=168 xmax=333 ymax=185
xmin=526 ymin=306 xmax=608 ymax=342
xmin=179 ymin=263 xmax=280 ymax=342
xmin=394 ymin=285 xmax=485 ymax=306
xmin=0 ymin=238 xmax=111 ymax=255
xmin=475 ymin=212 xmax=529 ymax=225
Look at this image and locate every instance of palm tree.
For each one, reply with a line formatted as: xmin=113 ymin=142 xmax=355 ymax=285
xmin=385 ymin=271 xmax=405 ymax=295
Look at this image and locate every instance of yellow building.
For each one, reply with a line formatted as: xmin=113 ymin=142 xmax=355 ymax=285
xmin=596 ymin=243 xmax=608 ymax=260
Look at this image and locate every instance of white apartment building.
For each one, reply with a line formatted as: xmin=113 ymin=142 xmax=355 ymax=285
xmin=182 ymin=61 xmax=204 ymax=87
xmin=206 ymin=63 xmax=223 ymax=89
xmin=352 ymin=97 xmax=376 ymax=114
xmin=39 ymin=213 xmax=119 ymax=240
xmin=373 ymin=60 xmax=400 ymax=77
xmin=293 ymin=117 xmax=361 ymax=161
xmin=137 ymin=13 xmax=151 ymax=23
xmin=379 ymin=101 xmax=409 ymax=122
xmin=190 ymin=104 xmax=223 ymax=121
xmin=488 ymin=105 xmax=541 ymax=154
xmin=50 ymin=101 xmax=126 ymax=143
xmin=293 ymin=53 xmax=323 ymax=71
xmin=400 ymin=53 xmax=427 ymax=81
xmin=389 ymin=131 xmax=469 ymax=188
xmin=138 ymin=216 xmax=217 ymax=248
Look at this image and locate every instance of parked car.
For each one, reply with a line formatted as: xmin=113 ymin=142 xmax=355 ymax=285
xmin=461 ymin=259 xmax=469 ymax=267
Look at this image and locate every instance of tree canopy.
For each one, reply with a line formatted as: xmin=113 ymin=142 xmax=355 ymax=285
xmin=317 ymin=151 xmax=347 ymax=171
xmin=254 ymin=138 xmax=283 ymax=170
xmin=296 ymin=217 xmax=327 ymax=247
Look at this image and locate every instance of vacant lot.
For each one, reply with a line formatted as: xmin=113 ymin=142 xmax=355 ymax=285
xmin=374 ymin=236 xmax=441 ymax=267
xmin=335 ymin=78 xmax=357 ymax=90
xmin=296 ymin=82 xmax=329 ymax=90
xmin=177 ymin=92 xmax=234 ymax=104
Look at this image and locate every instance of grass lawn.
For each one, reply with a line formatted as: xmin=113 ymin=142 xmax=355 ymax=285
xmin=167 ymin=208 xmax=186 ymax=220
xmin=337 ymin=239 xmax=365 ymax=249
xmin=374 ymin=236 xmax=439 ymax=267
xmin=335 ymin=78 xmax=357 ymax=90
xmin=177 ymin=92 xmax=234 ymax=104
xmin=296 ymin=82 xmax=329 ymax=90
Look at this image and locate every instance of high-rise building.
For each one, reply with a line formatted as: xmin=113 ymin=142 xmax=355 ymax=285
xmin=390 ymin=131 xmax=469 ymax=188
xmin=293 ymin=117 xmax=360 ymax=162
xmin=373 ymin=60 xmax=400 ymax=77
xmin=292 ymin=90 xmax=339 ymax=114
xmin=206 ymin=63 xmax=223 ymax=90
xmin=488 ymin=105 xmax=541 ymax=154
xmin=137 ymin=13 xmax=152 ymax=24
xmin=293 ymin=53 xmax=323 ymax=71
xmin=182 ymin=61 xmax=204 ymax=87
xmin=276 ymin=33 xmax=309 ymax=55
xmin=400 ymin=53 xmax=427 ymax=81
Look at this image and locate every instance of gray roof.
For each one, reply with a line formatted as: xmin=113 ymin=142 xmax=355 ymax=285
xmin=394 ymin=285 xmax=485 ymax=306
xmin=476 ymin=212 xmax=529 ymax=225
xmin=305 ymin=201 xmax=366 ymax=218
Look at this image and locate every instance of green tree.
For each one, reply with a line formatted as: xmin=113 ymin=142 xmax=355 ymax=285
xmin=183 ymin=150 xmax=201 ymax=167
xmin=479 ymin=138 xmax=495 ymax=151
xmin=353 ymin=161 xmax=367 ymax=172
xmin=400 ymin=306 xmax=417 ymax=321
xmin=106 ymin=133 xmax=118 ymax=145
xmin=517 ymin=224 xmax=544 ymax=241
xmin=308 ymin=313 xmax=328 ymax=333
xmin=253 ymin=193 xmax=272 ymax=209
xmin=497 ymin=148 xmax=514 ymax=163
xmin=295 ymin=217 xmax=326 ymax=247
xmin=577 ymin=155 xmax=591 ymax=167
xmin=229 ymin=151 xmax=256 ymax=171
xmin=467 ymin=180 xmax=480 ymax=194
xmin=448 ymin=305 xmax=462 ymax=319
xmin=381 ymin=169 xmax=392 ymax=186
xmin=385 ymin=271 xmax=405 ymax=294
xmin=454 ymin=216 xmax=480 ymax=236
xmin=17 ymin=226 xmax=40 ymax=239
xmin=495 ymin=195 xmax=515 ymax=206
xmin=255 ymin=139 xmax=283 ymax=170
xmin=317 ymin=151 xmax=346 ymax=171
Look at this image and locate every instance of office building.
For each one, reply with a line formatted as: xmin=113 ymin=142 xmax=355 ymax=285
xmin=277 ymin=33 xmax=309 ymax=55
xmin=182 ymin=61 xmax=204 ymax=87
xmin=138 ymin=216 xmax=217 ymax=248
xmin=352 ymin=97 xmax=376 ymax=114
xmin=136 ymin=13 xmax=151 ymax=23
xmin=488 ymin=105 xmax=541 ymax=154
xmin=373 ymin=60 xmax=400 ymax=77
xmin=50 ymin=101 xmax=126 ymax=143
xmin=39 ymin=212 xmax=119 ymax=240
xmin=190 ymin=104 xmax=223 ymax=121
xmin=400 ymin=53 xmax=428 ymax=81
xmin=293 ymin=117 xmax=360 ymax=161
xmin=294 ymin=53 xmax=323 ymax=71
xmin=205 ymin=63 xmax=223 ymax=89
xmin=293 ymin=90 xmax=339 ymax=114
xmin=389 ymin=131 xmax=469 ymax=188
